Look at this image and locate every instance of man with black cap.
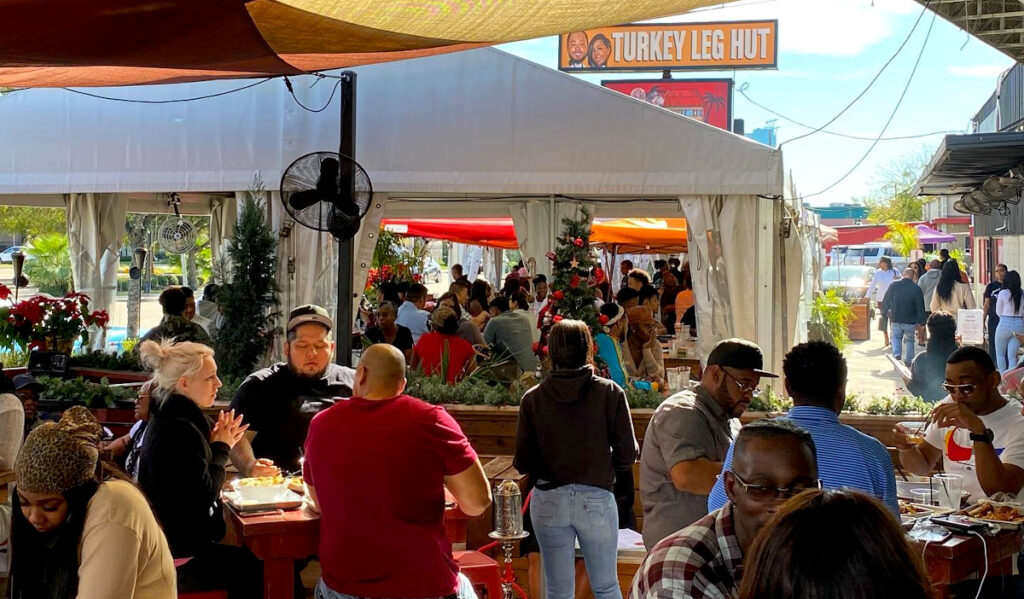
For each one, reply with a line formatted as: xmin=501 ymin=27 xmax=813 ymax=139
xmin=229 ymin=304 xmax=355 ymax=475
xmin=13 ymin=373 xmax=50 ymax=438
xmin=639 ymin=338 xmax=777 ymax=549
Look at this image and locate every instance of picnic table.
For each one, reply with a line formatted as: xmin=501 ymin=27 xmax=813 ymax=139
xmin=0 ymin=469 xmax=13 ymax=503
xmin=914 ymin=527 xmax=1023 ymax=599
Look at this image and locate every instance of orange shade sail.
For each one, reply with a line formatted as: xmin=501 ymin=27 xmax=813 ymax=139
xmin=0 ymin=0 xmax=736 ymax=87
xmin=590 ymin=218 xmax=688 ymax=253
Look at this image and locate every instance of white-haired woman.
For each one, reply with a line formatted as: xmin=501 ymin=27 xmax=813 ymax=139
xmin=136 ymin=340 xmax=260 ymax=599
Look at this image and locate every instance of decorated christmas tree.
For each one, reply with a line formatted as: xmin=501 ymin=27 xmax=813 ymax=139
xmin=543 ymin=206 xmax=602 ymax=333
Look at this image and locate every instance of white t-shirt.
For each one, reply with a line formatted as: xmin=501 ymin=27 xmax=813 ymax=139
xmin=996 ymin=289 xmax=1024 ymax=318
xmin=924 ymin=397 xmax=1024 ymax=500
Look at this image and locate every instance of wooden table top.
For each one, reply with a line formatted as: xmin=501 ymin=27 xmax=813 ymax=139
xmin=226 ymin=504 xmax=320 ymax=537
xmin=0 ymin=470 xmax=14 ymax=486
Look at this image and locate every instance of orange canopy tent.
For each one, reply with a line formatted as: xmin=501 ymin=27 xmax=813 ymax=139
xmin=0 ymin=0 xmax=733 ymax=87
xmin=590 ymin=218 xmax=688 ymax=253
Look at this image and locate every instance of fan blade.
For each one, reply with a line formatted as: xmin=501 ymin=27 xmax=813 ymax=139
xmin=289 ymin=190 xmax=328 ymax=212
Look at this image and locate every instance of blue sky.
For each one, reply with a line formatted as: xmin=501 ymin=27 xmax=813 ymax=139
xmin=498 ymin=0 xmax=1012 ymax=206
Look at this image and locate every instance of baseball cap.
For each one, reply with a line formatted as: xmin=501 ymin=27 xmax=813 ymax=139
xmin=287 ymin=304 xmax=333 ymax=333
xmin=13 ymin=373 xmax=44 ymax=392
xmin=706 ymin=338 xmax=778 ymax=378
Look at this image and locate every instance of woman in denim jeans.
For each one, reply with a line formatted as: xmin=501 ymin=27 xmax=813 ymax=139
xmin=995 ymin=270 xmax=1024 ymax=374
xmin=514 ymin=320 xmax=638 ymax=599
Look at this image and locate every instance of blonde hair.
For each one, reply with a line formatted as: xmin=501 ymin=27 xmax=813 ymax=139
xmin=138 ymin=339 xmax=215 ymax=395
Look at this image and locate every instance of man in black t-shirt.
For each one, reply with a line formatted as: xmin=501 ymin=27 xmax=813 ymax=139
xmin=985 ymin=264 xmax=1008 ymax=361
xmin=229 ymin=304 xmax=355 ymax=474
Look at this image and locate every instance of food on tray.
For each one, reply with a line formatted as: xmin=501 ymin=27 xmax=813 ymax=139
xmin=965 ymin=502 xmax=1024 ymax=523
xmin=899 ymin=500 xmax=927 ymax=516
xmin=287 ymin=476 xmax=304 ymax=493
xmin=236 ymin=475 xmax=287 ymax=487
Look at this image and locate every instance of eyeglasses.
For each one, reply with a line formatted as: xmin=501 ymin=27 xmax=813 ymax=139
xmin=722 ymin=369 xmax=762 ymax=397
xmin=941 ymin=383 xmax=977 ymax=396
xmin=730 ymin=471 xmax=822 ymax=501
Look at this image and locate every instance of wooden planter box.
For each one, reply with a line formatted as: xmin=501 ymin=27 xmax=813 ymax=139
xmin=848 ymin=301 xmax=872 ymax=341
xmin=444 ymin=405 xmax=919 ymax=457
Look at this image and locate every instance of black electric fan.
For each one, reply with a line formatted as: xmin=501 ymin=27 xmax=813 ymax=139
xmin=280 ymin=152 xmax=372 ymax=240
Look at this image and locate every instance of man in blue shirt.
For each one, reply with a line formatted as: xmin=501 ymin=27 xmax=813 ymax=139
xmin=708 ymin=341 xmax=898 ymax=515
xmin=395 ymin=283 xmax=430 ymax=344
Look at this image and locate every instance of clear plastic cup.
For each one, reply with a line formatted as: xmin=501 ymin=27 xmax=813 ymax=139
xmin=931 ymin=474 xmax=964 ymax=510
xmin=911 ymin=488 xmax=935 ymax=506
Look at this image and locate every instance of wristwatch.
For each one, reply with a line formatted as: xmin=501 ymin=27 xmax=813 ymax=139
xmin=970 ymin=428 xmax=995 ymax=444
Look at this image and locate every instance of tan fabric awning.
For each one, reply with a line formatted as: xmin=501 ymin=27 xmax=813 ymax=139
xmin=0 ymin=0 xmax=733 ymax=87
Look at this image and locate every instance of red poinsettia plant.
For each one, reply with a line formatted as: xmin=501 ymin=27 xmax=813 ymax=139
xmin=0 ymin=285 xmax=110 ymax=352
xmin=363 ymin=263 xmax=421 ymax=305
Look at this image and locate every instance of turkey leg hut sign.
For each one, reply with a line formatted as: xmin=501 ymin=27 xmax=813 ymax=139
xmin=558 ymin=20 xmax=777 ymax=72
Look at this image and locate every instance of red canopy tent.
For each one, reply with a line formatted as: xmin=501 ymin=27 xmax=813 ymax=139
xmin=381 ymin=218 xmax=518 ymax=249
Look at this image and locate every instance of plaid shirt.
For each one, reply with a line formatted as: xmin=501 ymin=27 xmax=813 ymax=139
xmin=629 ymin=507 xmax=744 ymax=599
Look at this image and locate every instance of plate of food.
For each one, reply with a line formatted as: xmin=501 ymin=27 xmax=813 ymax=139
xmin=287 ymin=476 xmax=304 ymax=495
xmin=962 ymin=500 xmax=1024 ymax=529
xmin=899 ymin=500 xmax=953 ymax=525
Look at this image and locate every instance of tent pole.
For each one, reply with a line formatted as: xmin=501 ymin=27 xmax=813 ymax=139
xmin=336 ymin=71 xmax=356 ymax=366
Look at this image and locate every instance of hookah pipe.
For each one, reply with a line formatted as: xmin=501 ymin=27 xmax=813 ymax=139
xmin=478 ymin=489 xmax=532 ymax=599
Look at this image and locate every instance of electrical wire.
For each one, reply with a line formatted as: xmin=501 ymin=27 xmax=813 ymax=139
xmin=780 ymin=0 xmax=932 ymax=148
xmin=735 ymin=84 xmax=959 ymax=141
xmin=802 ymin=10 xmax=938 ymax=200
xmin=283 ymin=75 xmax=341 ymax=113
xmin=968 ymin=530 xmax=988 ymax=599
xmin=62 ymin=77 xmax=274 ymax=103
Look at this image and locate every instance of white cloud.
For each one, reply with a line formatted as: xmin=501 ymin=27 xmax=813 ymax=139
xmin=647 ymin=0 xmax=918 ymax=57
xmin=947 ymin=64 xmax=1010 ymax=78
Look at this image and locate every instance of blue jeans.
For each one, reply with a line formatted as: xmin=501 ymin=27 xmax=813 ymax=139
xmin=531 ymin=484 xmax=621 ymax=599
xmin=995 ymin=316 xmax=1024 ymax=374
xmin=315 ymin=574 xmax=476 ymax=599
xmin=891 ymin=322 xmax=918 ymax=364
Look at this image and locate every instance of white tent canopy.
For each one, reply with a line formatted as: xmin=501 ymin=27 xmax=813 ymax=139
xmin=0 ymin=48 xmax=793 ymax=371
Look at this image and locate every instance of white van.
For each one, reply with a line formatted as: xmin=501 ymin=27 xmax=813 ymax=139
xmin=844 ymin=243 xmax=911 ymax=270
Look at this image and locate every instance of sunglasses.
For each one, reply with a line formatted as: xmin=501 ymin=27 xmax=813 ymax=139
xmin=730 ymin=471 xmax=822 ymax=501
xmin=941 ymin=383 xmax=977 ymax=395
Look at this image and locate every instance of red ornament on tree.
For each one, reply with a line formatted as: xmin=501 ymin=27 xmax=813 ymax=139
xmin=532 ymin=342 xmax=540 ymax=353
xmin=599 ymin=314 xmax=610 ymax=325
xmin=573 ymin=237 xmax=584 ymax=247
xmin=552 ymin=290 xmax=565 ymax=301
xmin=570 ymin=274 xmax=580 ymax=288
xmin=553 ymin=315 xmax=563 ymax=323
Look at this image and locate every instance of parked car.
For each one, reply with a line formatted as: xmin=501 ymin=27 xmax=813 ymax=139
xmin=0 ymin=245 xmax=24 ymax=264
xmin=420 ymin=257 xmax=442 ymax=283
xmin=822 ymin=265 xmax=875 ymax=300
xmin=843 ymin=243 xmax=911 ymax=271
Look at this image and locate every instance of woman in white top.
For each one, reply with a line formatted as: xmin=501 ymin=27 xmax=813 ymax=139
xmin=865 ymin=257 xmax=899 ymax=347
xmin=930 ymin=260 xmax=977 ymax=315
xmin=0 ymin=386 xmax=24 ymax=582
xmin=994 ymin=270 xmax=1024 ymax=374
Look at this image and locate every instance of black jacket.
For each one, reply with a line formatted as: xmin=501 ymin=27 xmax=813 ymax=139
xmin=514 ymin=367 xmax=638 ymax=491
xmin=138 ymin=393 xmax=229 ymax=557
xmin=882 ymin=278 xmax=926 ymax=326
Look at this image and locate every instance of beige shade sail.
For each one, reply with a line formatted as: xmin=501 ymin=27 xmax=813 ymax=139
xmin=0 ymin=0 xmax=734 ymax=87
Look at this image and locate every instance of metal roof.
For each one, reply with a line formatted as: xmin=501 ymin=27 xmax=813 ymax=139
xmin=913 ymin=131 xmax=1024 ymax=196
xmin=914 ymin=0 xmax=1024 ymax=62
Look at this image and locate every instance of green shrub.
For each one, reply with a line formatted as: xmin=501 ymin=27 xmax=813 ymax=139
xmin=69 ymin=350 xmax=144 ymax=372
xmin=748 ymin=386 xmax=794 ymax=413
xmin=37 ymin=376 xmax=137 ymax=408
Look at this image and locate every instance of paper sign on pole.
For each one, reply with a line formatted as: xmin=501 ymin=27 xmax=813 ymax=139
xmin=957 ymin=309 xmax=985 ymax=346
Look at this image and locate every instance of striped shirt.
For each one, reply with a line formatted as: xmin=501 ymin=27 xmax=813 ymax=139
xmin=629 ymin=506 xmax=743 ymax=599
xmin=707 ymin=405 xmax=899 ymax=515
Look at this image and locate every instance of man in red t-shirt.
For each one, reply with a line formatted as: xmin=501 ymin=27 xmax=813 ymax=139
xmin=304 ymin=344 xmax=492 ymax=599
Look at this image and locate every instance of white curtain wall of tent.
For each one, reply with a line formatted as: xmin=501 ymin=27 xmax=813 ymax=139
xmin=0 ymin=47 xmax=797 ymax=374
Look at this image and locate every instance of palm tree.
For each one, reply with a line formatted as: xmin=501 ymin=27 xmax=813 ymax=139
xmin=24 ymin=233 xmax=73 ymax=296
xmin=883 ymin=221 xmax=919 ymax=259
xmin=701 ymin=92 xmax=726 ymax=116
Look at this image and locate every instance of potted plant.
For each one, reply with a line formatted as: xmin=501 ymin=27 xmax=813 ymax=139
xmin=0 ymin=286 xmax=110 ymax=354
xmin=807 ymin=289 xmax=855 ymax=350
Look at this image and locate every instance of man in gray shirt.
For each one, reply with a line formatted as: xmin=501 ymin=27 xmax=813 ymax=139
xmin=639 ymin=338 xmax=777 ymax=549
xmin=483 ymin=296 xmax=539 ymax=373
xmin=918 ymin=259 xmax=942 ymax=311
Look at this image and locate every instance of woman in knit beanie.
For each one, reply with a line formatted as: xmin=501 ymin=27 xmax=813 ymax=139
xmin=10 ymin=406 xmax=175 ymax=599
